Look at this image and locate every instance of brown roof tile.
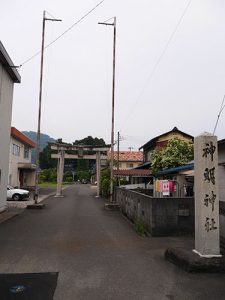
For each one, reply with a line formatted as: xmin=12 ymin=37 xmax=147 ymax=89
xmin=11 ymin=127 xmax=35 ymax=148
xmin=108 ymin=151 xmax=143 ymax=162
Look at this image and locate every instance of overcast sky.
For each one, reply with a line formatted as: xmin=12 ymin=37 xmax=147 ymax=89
xmin=1 ymin=0 xmax=225 ymax=150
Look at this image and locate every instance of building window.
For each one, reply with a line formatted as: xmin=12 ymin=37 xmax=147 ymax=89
xmin=24 ymin=146 xmax=29 ymax=159
xmin=146 ymin=150 xmax=153 ymax=162
xmin=12 ymin=144 xmax=20 ymax=156
xmin=127 ymin=163 xmax=134 ymax=168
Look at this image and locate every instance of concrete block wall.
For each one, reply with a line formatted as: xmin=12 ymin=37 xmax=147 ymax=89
xmin=115 ymin=187 xmax=194 ymax=236
xmin=115 ymin=187 xmax=225 ymax=249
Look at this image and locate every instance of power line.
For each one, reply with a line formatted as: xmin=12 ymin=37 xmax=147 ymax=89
xmin=213 ymin=95 xmax=225 ymax=135
xmin=19 ymin=0 xmax=106 ymax=67
xmin=120 ymin=0 xmax=193 ymax=132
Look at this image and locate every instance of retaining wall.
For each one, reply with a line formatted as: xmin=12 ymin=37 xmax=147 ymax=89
xmin=115 ymin=187 xmax=225 ymax=247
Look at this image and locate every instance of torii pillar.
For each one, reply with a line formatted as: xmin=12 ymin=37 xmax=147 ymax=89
xmin=55 ymin=150 xmax=65 ymax=197
xmin=96 ymin=151 xmax=101 ymax=197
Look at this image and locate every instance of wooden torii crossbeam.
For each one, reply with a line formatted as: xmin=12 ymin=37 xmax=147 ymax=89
xmin=51 ymin=144 xmax=111 ymax=197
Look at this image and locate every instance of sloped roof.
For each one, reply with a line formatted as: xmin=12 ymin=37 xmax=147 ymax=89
xmin=219 ymin=139 xmax=225 ymax=145
xmin=0 ymin=41 xmax=21 ymax=83
xmin=108 ymin=151 xmax=143 ymax=162
xmin=157 ymin=163 xmax=194 ymax=175
xmin=139 ymin=127 xmax=193 ymax=150
xmin=11 ymin=127 xmax=35 ymax=148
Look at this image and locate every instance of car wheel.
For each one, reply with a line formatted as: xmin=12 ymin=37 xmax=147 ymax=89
xmin=12 ymin=194 xmax=21 ymax=201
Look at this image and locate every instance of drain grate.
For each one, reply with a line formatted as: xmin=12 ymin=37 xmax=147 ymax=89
xmin=0 ymin=272 xmax=58 ymax=300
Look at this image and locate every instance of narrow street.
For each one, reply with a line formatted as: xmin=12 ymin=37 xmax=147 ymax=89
xmin=0 ymin=184 xmax=224 ymax=300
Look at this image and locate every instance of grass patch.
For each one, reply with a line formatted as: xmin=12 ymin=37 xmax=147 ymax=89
xmin=134 ymin=219 xmax=146 ymax=237
xmin=38 ymin=182 xmax=72 ymax=188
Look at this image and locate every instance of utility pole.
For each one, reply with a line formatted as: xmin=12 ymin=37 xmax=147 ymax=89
xmin=34 ymin=11 xmax=61 ymax=203
xmin=98 ymin=17 xmax=117 ymax=202
xmin=117 ymin=131 xmax=120 ymax=186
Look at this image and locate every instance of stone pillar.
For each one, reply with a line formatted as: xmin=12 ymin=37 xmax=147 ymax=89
xmin=194 ymin=133 xmax=220 ymax=257
xmin=55 ymin=150 xmax=65 ymax=197
xmin=96 ymin=151 xmax=101 ymax=197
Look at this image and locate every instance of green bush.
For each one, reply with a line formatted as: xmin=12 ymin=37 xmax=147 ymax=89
xmin=63 ymin=171 xmax=73 ymax=182
xmin=39 ymin=168 xmax=57 ymax=183
xmin=77 ymin=170 xmax=90 ymax=181
xmin=101 ymin=177 xmax=110 ymax=197
xmin=119 ymin=177 xmax=129 ymax=185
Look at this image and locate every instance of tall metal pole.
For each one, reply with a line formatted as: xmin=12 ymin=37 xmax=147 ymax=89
xmin=98 ymin=17 xmax=116 ymax=202
xmin=34 ymin=11 xmax=61 ymax=203
xmin=110 ymin=17 xmax=116 ymax=202
xmin=117 ymin=131 xmax=120 ymax=186
xmin=34 ymin=11 xmax=46 ymax=203
xmin=98 ymin=17 xmax=117 ymax=202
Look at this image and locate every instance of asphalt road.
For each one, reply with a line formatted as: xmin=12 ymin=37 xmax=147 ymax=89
xmin=0 ymin=184 xmax=224 ymax=300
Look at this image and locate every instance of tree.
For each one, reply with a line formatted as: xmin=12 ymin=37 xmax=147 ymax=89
xmin=73 ymin=136 xmax=106 ymax=172
xmin=77 ymin=170 xmax=90 ymax=181
xmin=39 ymin=144 xmax=57 ymax=169
xmin=151 ymin=138 xmax=194 ymax=174
xmin=73 ymin=136 xmax=105 ymax=147
xmin=40 ymin=138 xmax=69 ymax=169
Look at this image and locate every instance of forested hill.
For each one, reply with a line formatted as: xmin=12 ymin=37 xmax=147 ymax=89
xmin=22 ymin=131 xmax=55 ymax=163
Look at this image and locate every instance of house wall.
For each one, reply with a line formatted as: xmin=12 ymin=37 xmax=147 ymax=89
xmin=9 ymin=137 xmax=33 ymax=187
xmin=144 ymin=132 xmax=193 ymax=163
xmin=157 ymin=132 xmax=192 ymax=144
xmin=119 ymin=161 xmax=142 ymax=169
xmin=0 ymin=64 xmax=14 ymax=212
xmin=218 ymin=143 xmax=225 ymax=202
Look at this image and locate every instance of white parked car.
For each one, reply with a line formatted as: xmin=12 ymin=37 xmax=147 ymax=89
xmin=7 ymin=185 xmax=30 ymax=201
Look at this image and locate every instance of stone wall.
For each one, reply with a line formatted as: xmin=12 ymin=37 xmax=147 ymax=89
xmin=115 ymin=187 xmax=225 ymax=248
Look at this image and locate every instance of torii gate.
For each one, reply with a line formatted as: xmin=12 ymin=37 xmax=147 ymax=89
xmin=51 ymin=144 xmax=110 ymax=197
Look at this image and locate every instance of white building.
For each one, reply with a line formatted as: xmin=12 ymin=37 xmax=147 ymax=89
xmin=0 ymin=41 xmax=21 ymax=212
xmin=9 ymin=127 xmax=36 ymax=188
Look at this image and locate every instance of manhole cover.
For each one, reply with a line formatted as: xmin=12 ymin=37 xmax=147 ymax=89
xmin=9 ymin=285 xmax=27 ymax=294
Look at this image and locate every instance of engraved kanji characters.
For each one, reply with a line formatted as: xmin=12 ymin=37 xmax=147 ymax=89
xmin=205 ymin=217 xmax=217 ymax=232
xmin=204 ymin=167 xmax=215 ymax=185
xmin=202 ymin=141 xmax=216 ymax=161
xmin=202 ymin=140 xmax=218 ymax=233
xmin=204 ymin=191 xmax=216 ymax=212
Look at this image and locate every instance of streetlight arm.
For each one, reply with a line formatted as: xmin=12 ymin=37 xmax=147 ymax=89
xmin=45 ymin=18 xmax=62 ymax=22
xmin=98 ymin=22 xmax=114 ymax=26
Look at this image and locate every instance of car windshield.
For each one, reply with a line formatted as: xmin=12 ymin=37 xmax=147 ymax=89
xmin=7 ymin=185 xmax=14 ymax=190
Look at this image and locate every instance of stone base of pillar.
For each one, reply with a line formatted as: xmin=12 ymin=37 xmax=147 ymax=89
xmin=54 ymin=194 xmax=64 ymax=198
xmin=27 ymin=204 xmax=45 ymax=209
xmin=165 ymin=247 xmax=225 ymax=273
xmin=192 ymin=249 xmax=222 ymax=258
xmin=104 ymin=203 xmax=120 ymax=211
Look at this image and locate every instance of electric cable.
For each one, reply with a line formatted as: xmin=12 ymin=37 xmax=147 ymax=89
xmin=213 ymin=95 xmax=225 ymax=134
xmin=119 ymin=0 xmax=193 ymax=132
xmin=19 ymin=0 xmax=106 ymax=67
